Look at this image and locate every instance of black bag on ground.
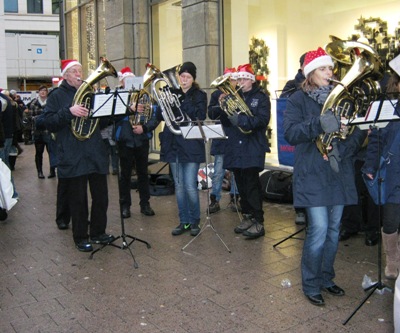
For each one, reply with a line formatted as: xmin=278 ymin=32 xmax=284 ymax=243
xmin=259 ymin=170 xmax=293 ymax=203
xmin=149 ymin=174 xmax=175 ymax=196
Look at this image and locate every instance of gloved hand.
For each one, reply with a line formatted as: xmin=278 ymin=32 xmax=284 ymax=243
xmin=328 ymin=141 xmax=341 ymax=173
xmin=320 ymin=110 xmax=340 ymax=134
xmin=228 ymin=113 xmax=239 ymax=126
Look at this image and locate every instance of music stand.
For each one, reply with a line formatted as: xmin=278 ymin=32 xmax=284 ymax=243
xmin=88 ymin=90 xmax=151 ymax=268
xmin=180 ymin=120 xmax=231 ymax=253
xmin=343 ymin=95 xmax=399 ymax=325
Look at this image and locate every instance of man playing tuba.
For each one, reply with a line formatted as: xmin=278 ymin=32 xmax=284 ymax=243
xmin=115 ymin=66 xmax=160 ymax=218
xmin=40 ymin=59 xmax=114 ymax=252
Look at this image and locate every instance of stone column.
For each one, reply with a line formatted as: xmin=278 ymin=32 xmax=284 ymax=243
xmin=104 ymin=0 xmax=150 ymax=80
xmin=181 ymin=0 xmax=219 ymax=94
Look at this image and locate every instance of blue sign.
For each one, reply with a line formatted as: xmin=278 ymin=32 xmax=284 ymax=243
xmin=276 ymin=98 xmax=295 ymax=167
xmin=37 ymin=48 xmax=42 ymax=54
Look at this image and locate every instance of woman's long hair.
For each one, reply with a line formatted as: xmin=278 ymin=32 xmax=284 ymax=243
xmin=386 ymin=72 xmax=400 ymax=98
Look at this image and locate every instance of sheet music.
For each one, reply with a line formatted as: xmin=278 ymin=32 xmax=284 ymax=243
xmin=91 ymin=91 xmax=130 ymax=117
xmin=180 ymin=123 xmax=227 ymax=140
xmin=349 ymin=99 xmax=399 ymax=130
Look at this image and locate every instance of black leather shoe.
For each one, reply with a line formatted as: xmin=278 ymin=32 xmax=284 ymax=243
xmin=57 ymin=222 xmax=69 ymax=230
xmin=323 ymin=285 xmax=345 ymax=296
xmin=122 ymin=207 xmax=131 ymax=218
xmin=339 ymin=229 xmax=358 ymax=241
xmin=365 ymin=232 xmax=379 ymax=246
xmin=306 ymin=294 xmax=325 ymax=306
xmin=91 ymin=234 xmax=115 ymax=244
xmin=141 ymin=205 xmax=155 ymax=216
xmin=75 ymin=239 xmax=93 ymax=252
xmin=38 ymin=171 xmax=45 ymax=179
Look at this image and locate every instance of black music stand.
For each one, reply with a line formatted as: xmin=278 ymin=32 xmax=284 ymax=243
xmin=88 ymin=90 xmax=151 ymax=268
xmin=272 ymin=226 xmax=305 ymax=248
xmin=343 ymin=95 xmax=399 ymax=325
xmin=180 ymin=120 xmax=231 ymax=253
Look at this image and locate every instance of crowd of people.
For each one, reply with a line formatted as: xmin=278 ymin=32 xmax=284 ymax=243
xmin=1 ymin=51 xmax=400 ymax=317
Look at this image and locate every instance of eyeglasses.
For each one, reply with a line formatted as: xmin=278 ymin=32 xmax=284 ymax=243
xmin=67 ymin=69 xmax=83 ymax=75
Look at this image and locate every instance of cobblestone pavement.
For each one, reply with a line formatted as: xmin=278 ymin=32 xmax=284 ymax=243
xmin=0 ymin=144 xmax=395 ymax=333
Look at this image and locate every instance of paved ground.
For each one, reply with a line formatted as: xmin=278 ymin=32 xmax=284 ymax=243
xmin=0 ymin=144 xmax=395 ymax=333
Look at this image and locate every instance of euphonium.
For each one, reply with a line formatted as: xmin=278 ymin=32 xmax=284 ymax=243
xmin=142 ymin=63 xmax=189 ymax=135
xmin=128 ymin=89 xmax=153 ymax=126
xmin=210 ymin=75 xmax=253 ymax=134
xmin=71 ymin=57 xmax=118 ymax=140
xmin=316 ymin=37 xmax=384 ymax=155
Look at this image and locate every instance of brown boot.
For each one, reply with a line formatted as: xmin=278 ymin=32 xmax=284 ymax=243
xmin=382 ymin=231 xmax=399 ymax=279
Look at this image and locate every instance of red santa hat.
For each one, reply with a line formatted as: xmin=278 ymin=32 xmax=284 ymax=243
xmin=118 ymin=67 xmax=135 ymax=82
xmin=223 ymin=67 xmax=238 ymax=80
xmin=236 ymin=64 xmax=255 ymax=82
xmin=61 ymin=59 xmax=82 ymax=76
xmin=303 ymin=47 xmax=334 ymax=78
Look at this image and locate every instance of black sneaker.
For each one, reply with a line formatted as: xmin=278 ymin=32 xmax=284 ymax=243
xmin=190 ymin=223 xmax=201 ymax=236
xmin=234 ymin=214 xmax=253 ymax=234
xmin=172 ymin=223 xmax=191 ymax=236
xmin=91 ymin=233 xmax=115 ymax=244
xmin=242 ymin=219 xmax=265 ymax=239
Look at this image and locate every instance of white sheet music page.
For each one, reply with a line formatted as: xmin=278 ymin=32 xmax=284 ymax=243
xmin=350 ymin=100 xmax=398 ymax=130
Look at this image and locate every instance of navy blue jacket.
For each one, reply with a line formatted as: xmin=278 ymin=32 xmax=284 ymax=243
xmin=222 ymin=85 xmax=271 ymax=171
xmin=284 ymin=89 xmax=366 ymax=208
xmin=40 ymin=80 xmax=108 ymax=178
xmin=0 ymin=93 xmax=14 ymax=139
xmin=207 ymin=90 xmax=230 ymax=156
xmin=115 ymin=105 xmax=160 ymax=148
xmin=157 ymin=85 xmax=207 ymax=163
xmin=362 ymin=121 xmax=400 ymax=204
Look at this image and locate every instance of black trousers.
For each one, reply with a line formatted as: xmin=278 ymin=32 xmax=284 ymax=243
xmin=64 ymin=174 xmax=108 ymax=242
xmin=117 ymin=142 xmax=151 ymax=209
xmin=341 ymin=159 xmax=379 ymax=233
xmin=233 ymin=167 xmax=264 ymax=223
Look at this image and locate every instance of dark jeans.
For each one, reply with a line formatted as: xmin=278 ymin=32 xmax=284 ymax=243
xmin=65 ymin=174 xmax=108 ymax=242
xmin=382 ymin=203 xmax=400 ymax=234
xmin=117 ymin=142 xmax=151 ymax=209
xmin=233 ymin=167 xmax=264 ymax=223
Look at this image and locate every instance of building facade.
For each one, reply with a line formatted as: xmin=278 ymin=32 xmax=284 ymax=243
xmin=0 ymin=0 xmax=61 ymax=91
xmin=61 ymin=0 xmax=399 ymax=158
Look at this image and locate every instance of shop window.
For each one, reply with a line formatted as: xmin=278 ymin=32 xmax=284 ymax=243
xmin=27 ymin=0 xmax=43 ymax=14
xmin=52 ymin=0 xmax=60 ymax=14
xmin=4 ymin=0 xmax=18 ymax=12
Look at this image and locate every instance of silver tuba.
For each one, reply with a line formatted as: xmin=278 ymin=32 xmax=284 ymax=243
xmin=316 ymin=37 xmax=384 ymax=155
xmin=71 ymin=57 xmax=118 ymax=140
xmin=140 ymin=63 xmax=189 ymax=135
xmin=210 ymin=75 xmax=253 ymax=134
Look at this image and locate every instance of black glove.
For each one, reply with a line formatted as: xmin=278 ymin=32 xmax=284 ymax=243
xmin=228 ymin=113 xmax=239 ymax=126
xmin=320 ymin=110 xmax=340 ymax=134
xmin=328 ymin=141 xmax=341 ymax=173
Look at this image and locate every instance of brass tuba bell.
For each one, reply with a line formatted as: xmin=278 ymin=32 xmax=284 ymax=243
xmin=316 ymin=37 xmax=384 ymax=155
xmin=210 ymin=75 xmax=253 ymax=134
xmin=71 ymin=57 xmax=118 ymax=140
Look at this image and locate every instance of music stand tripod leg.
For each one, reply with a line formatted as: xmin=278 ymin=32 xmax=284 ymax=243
xmin=273 ymin=227 xmax=305 ymax=248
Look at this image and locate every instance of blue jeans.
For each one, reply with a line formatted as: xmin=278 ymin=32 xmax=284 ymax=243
xmin=211 ymin=155 xmax=238 ymax=199
xmin=301 ymin=205 xmax=343 ymax=296
xmin=170 ymin=160 xmax=200 ymax=225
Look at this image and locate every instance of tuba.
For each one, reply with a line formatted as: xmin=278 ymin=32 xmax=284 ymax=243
xmin=210 ymin=75 xmax=253 ymax=134
xmin=140 ymin=63 xmax=189 ymax=135
xmin=71 ymin=57 xmax=118 ymax=140
xmin=316 ymin=37 xmax=384 ymax=155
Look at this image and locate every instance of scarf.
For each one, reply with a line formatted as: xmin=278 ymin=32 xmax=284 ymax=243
xmin=307 ymin=85 xmax=334 ymax=105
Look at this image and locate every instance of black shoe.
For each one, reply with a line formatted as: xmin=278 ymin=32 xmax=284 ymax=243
xmin=48 ymin=168 xmax=56 ymax=178
xmin=242 ymin=220 xmax=265 ymax=239
xmin=339 ymin=229 xmax=358 ymax=241
xmin=323 ymin=285 xmax=345 ymax=296
xmin=306 ymin=294 xmax=325 ymax=306
xmin=57 ymin=222 xmax=69 ymax=230
xmin=91 ymin=233 xmax=115 ymax=244
xmin=190 ymin=223 xmax=201 ymax=236
xmin=75 ymin=239 xmax=93 ymax=252
xmin=208 ymin=194 xmax=220 ymax=214
xmin=122 ymin=207 xmax=131 ymax=218
xmin=38 ymin=171 xmax=45 ymax=179
xmin=141 ymin=205 xmax=155 ymax=216
xmin=365 ymin=232 xmax=379 ymax=246
xmin=172 ymin=223 xmax=191 ymax=236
